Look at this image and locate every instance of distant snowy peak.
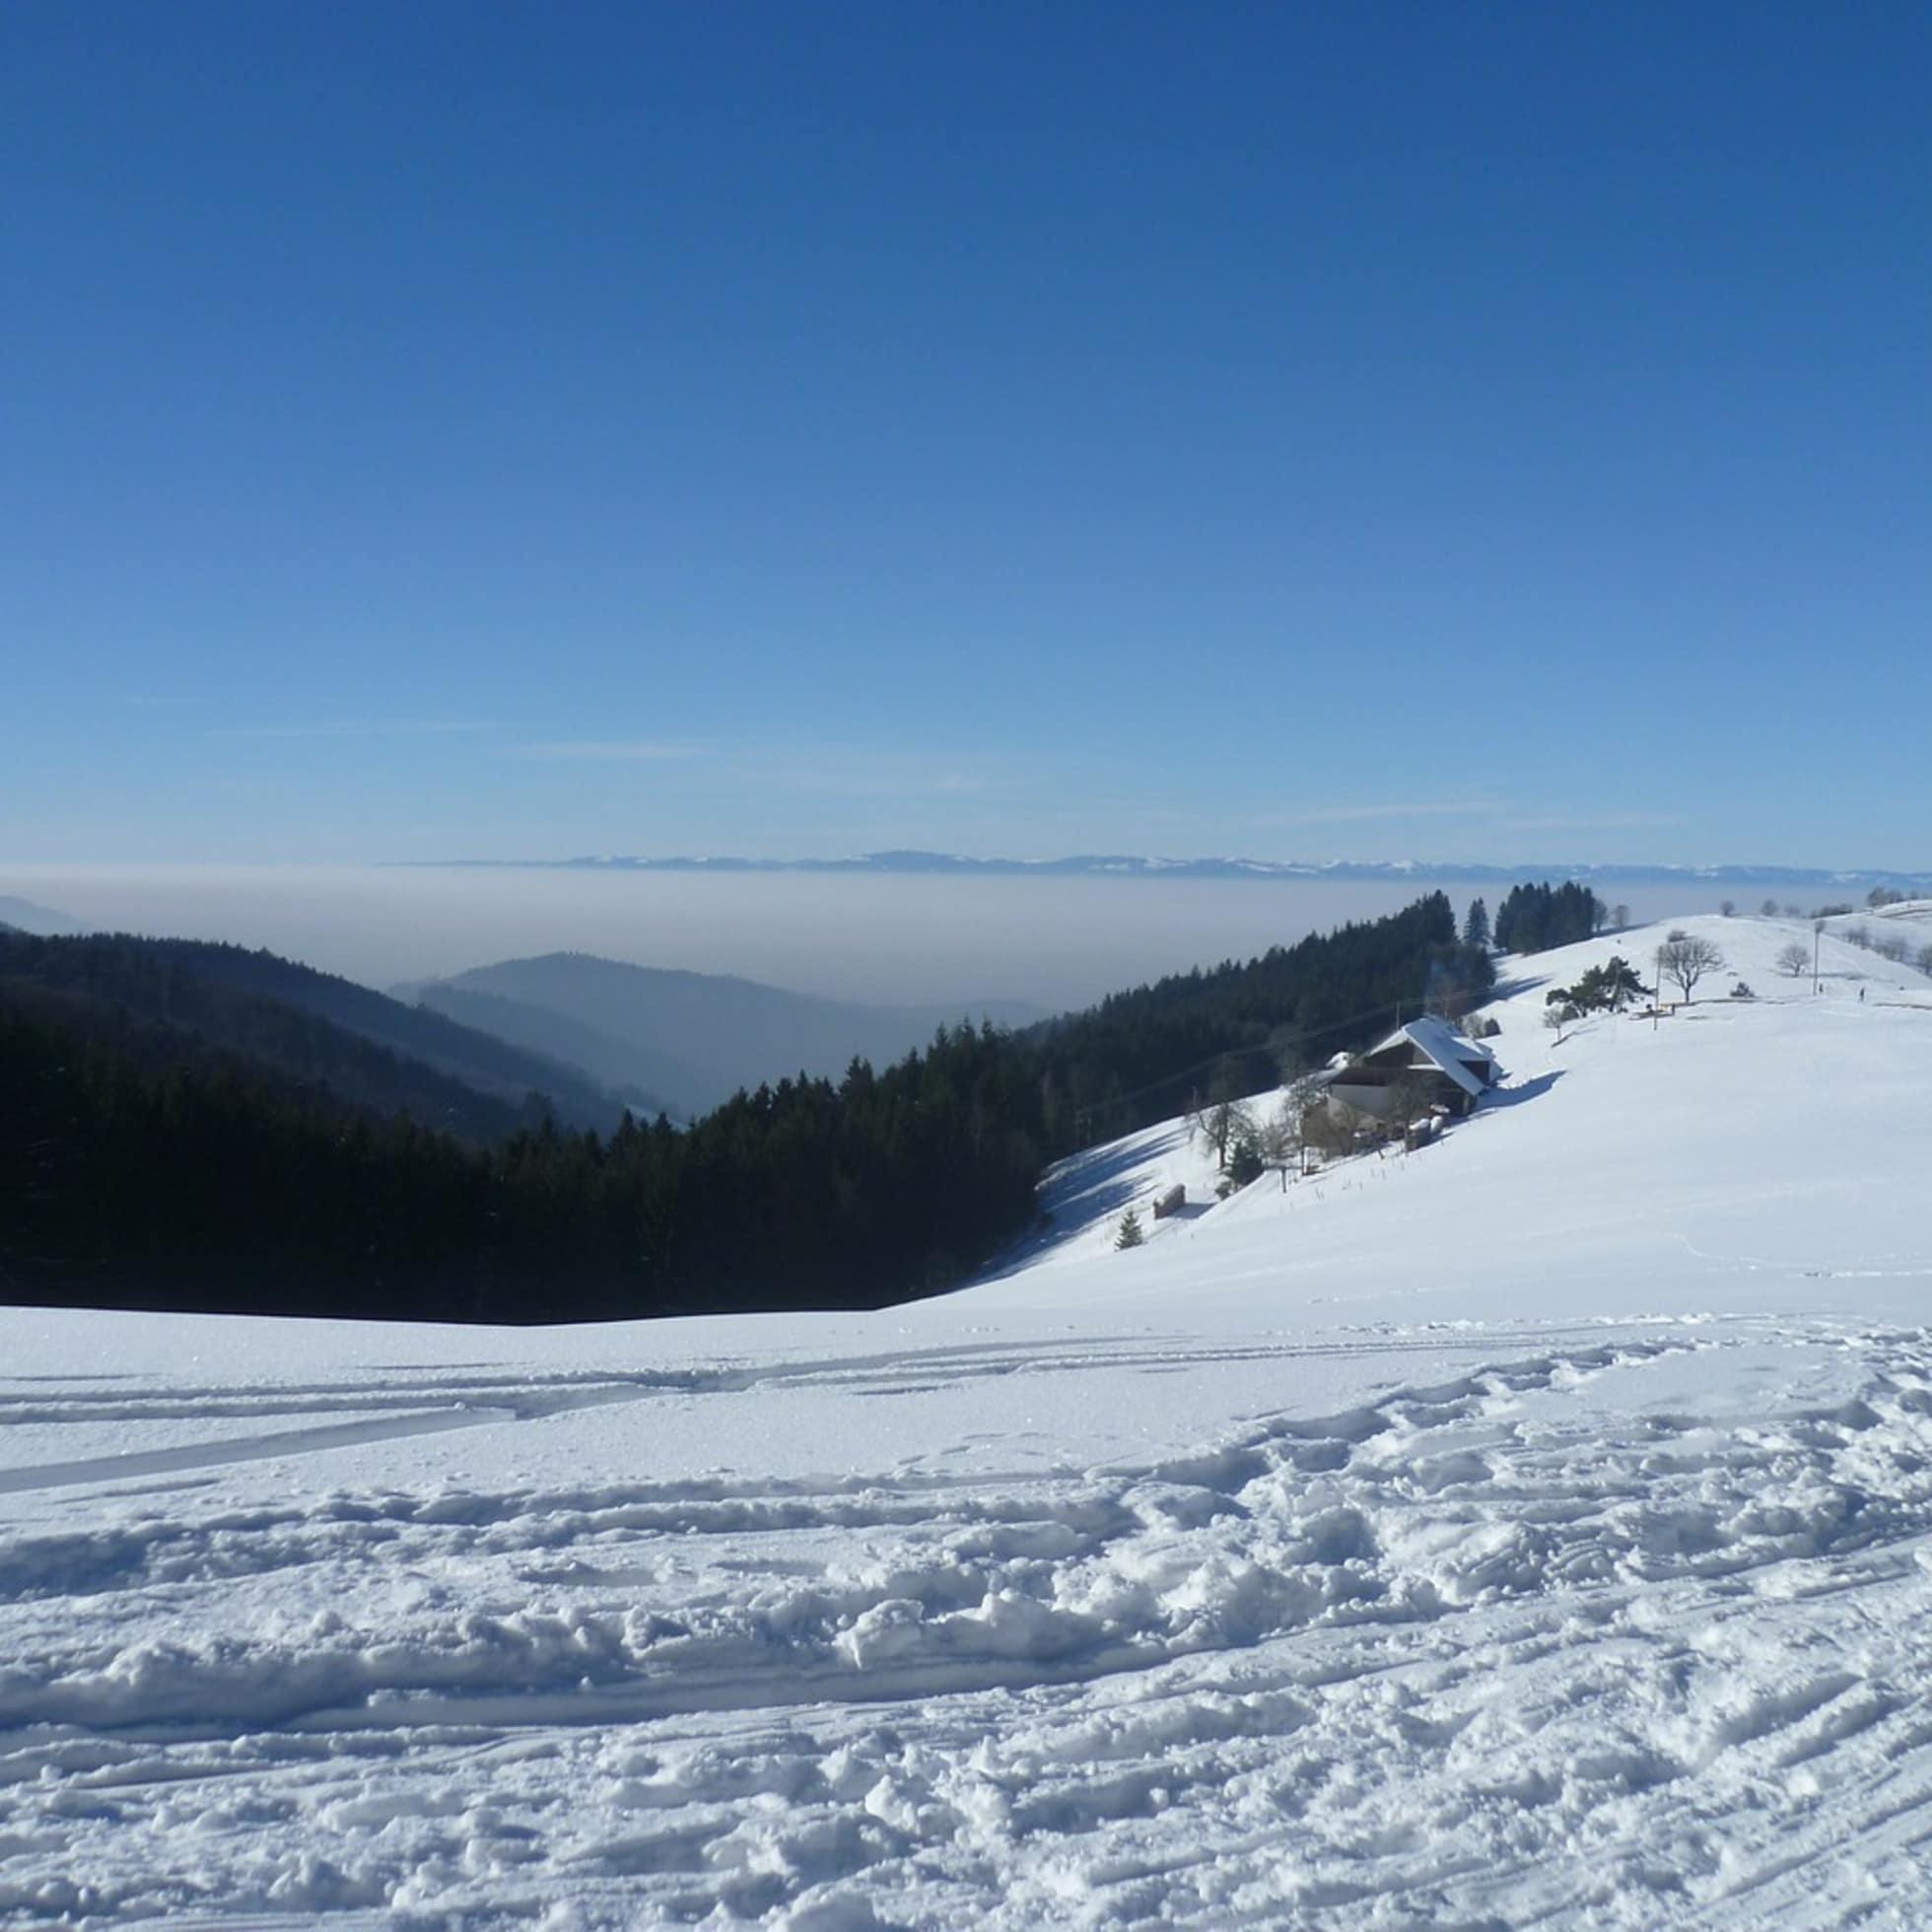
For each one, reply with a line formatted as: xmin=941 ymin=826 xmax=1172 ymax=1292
xmin=408 ymin=853 xmax=1932 ymax=890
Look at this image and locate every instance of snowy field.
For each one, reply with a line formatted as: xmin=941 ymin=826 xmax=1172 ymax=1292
xmin=4 ymin=915 xmax=1932 ymax=1928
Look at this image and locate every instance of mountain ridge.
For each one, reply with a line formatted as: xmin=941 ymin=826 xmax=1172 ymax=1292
xmin=392 ymin=851 xmax=1932 ymax=890
xmin=0 ymin=931 xmax=638 ymax=1138
xmin=401 ymin=950 xmax=1046 ymax=1120
xmin=0 ymin=895 xmax=84 ymax=935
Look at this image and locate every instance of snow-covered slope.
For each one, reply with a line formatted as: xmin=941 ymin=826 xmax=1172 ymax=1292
xmin=3 ymin=916 xmax=1931 ymax=1928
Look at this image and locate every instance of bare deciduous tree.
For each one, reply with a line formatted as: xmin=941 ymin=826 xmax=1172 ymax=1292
xmin=1205 ymin=1096 xmax=1254 ymax=1168
xmin=1775 ymin=941 xmax=1811 ymax=978
xmin=1258 ymin=1102 xmax=1297 ymax=1190
xmin=1658 ymin=934 xmax=1725 ymax=1003
xmin=1201 ymin=1058 xmax=1257 ymax=1168
xmin=1276 ymin=1076 xmax=1327 ymax=1177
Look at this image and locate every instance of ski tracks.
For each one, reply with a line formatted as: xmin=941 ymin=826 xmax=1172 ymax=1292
xmin=4 ymin=1324 xmax=1932 ymax=1925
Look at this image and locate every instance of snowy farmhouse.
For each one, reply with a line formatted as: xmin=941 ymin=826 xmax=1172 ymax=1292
xmin=1321 ymin=1015 xmax=1497 ymax=1126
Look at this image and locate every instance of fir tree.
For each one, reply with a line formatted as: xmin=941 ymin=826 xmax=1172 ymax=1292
xmin=1223 ymin=1136 xmax=1265 ymax=1189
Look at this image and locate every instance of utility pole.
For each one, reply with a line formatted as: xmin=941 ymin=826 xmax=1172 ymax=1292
xmin=1813 ymin=921 xmax=1822 ymax=997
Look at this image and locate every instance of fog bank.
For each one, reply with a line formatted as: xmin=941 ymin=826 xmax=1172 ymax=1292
xmin=0 ymin=865 xmax=1757 ymax=1013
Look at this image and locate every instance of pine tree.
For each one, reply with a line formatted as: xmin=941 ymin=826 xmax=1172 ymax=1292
xmin=1115 ymin=1208 xmax=1144 ymax=1250
xmin=1224 ymin=1136 xmax=1265 ymax=1189
xmin=1462 ymin=898 xmax=1490 ymax=950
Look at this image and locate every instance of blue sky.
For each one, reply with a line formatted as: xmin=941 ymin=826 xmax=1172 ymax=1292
xmin=4 ymin=2 xmax=1927 ymax=868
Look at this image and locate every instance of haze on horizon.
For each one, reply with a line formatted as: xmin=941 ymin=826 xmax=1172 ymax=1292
xmin=0 ymin=862 xmax=1830 ymax=1014
xmin=3 ymin=4 xmax=1928 ymax=879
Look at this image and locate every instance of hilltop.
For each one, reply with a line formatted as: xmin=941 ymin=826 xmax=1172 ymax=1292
xmin=0 ymin=895 xmax=82 ymax=936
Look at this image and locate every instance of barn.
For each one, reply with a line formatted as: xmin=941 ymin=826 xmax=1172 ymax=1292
xmin=1322 ymin=1015 xmax=1497 ymax=1124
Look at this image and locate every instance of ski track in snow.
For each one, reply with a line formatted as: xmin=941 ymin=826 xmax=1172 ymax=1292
xmin=5 ymin=1321 xmax=1932 ymax=1926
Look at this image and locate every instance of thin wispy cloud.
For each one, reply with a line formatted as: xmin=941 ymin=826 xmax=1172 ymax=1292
xmin=1500 ymin=811 xmax=1687 ymax=833
xmin=215 ymin=720 xmax=499 ymax=740
xmin=716 ymin=746 xmax=1024 ymax=799
xmin=1264 ymin=798 xmax=1508 ymax=827
xmin=513 ymin=740 xmax=711 ymax=762
xmin=504 ymin=738 xmax=1009 ymax=796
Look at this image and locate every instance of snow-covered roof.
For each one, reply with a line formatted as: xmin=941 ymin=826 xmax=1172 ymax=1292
xmin=1363 ymin=1016 xmax=1494 ymax=1098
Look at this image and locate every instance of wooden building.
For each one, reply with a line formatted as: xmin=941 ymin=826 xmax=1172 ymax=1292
xmin=1322 ymin=1016 xmax=1497 ymax=1124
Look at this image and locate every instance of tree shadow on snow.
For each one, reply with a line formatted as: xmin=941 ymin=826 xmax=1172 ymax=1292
xmin=974 ymin=1172 xmax=1149 ymax=1280
xmin=1484 ymin=971 xmax=1549 ymax=1003
xmin=1046 ymin=1125 xmax=1188 ymax=1205
xmin=976 ymin=1126 xmax=1194 ymax=1279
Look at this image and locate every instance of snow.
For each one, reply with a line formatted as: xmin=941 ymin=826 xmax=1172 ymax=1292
xmin=1837 ymin=898 xmax=1932 ymax=924
xmin=4 ymin=916 xmax=1932 ymax=1926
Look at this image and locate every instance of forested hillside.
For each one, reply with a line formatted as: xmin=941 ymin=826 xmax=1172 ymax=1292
xmin=1023 ymin=892 xmax=1490 ymax=1146
xmin=404 ymin=983 xmax=693 ymax=1122
xmin=0 ymin=894 xmax=1491 ymax=1322
xmin=0 ymin=932 xmax=631 ymax=1134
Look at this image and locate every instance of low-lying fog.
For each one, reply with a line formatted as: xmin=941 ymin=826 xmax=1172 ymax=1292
xmin=0 ymin=865 xmax=1755 ymax=1015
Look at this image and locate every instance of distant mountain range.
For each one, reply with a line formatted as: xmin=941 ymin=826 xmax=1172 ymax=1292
xmin=398 ymin=953 xmax=1046 ymax=1120
xmin=404 ymin=852 xmax=1932 ymax=891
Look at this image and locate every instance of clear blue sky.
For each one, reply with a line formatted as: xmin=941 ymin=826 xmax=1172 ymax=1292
xmin=4 ymin=2 xmax=1927 ymax=868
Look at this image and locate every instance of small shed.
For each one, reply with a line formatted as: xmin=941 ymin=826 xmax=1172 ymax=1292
xmin=1151 ymin=1183 xmax=1186 ymax=1220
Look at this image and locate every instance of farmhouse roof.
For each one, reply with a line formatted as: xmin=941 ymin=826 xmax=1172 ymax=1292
xmin=1364 ymin=1016 xmax=1495 ymax=1099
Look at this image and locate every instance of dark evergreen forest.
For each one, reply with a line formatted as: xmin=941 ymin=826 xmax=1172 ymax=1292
xmin=0 ymin=895 xmax=1491 ymax=1324
xmin=0 ymin=932 xmax=631 ymax=1133
xmin=1492 ymin=881 xmax=1608 ymax=954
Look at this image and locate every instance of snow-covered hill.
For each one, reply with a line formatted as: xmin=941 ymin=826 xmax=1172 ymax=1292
xmin=3 ymin=915 xmax=1931 ymax=1927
